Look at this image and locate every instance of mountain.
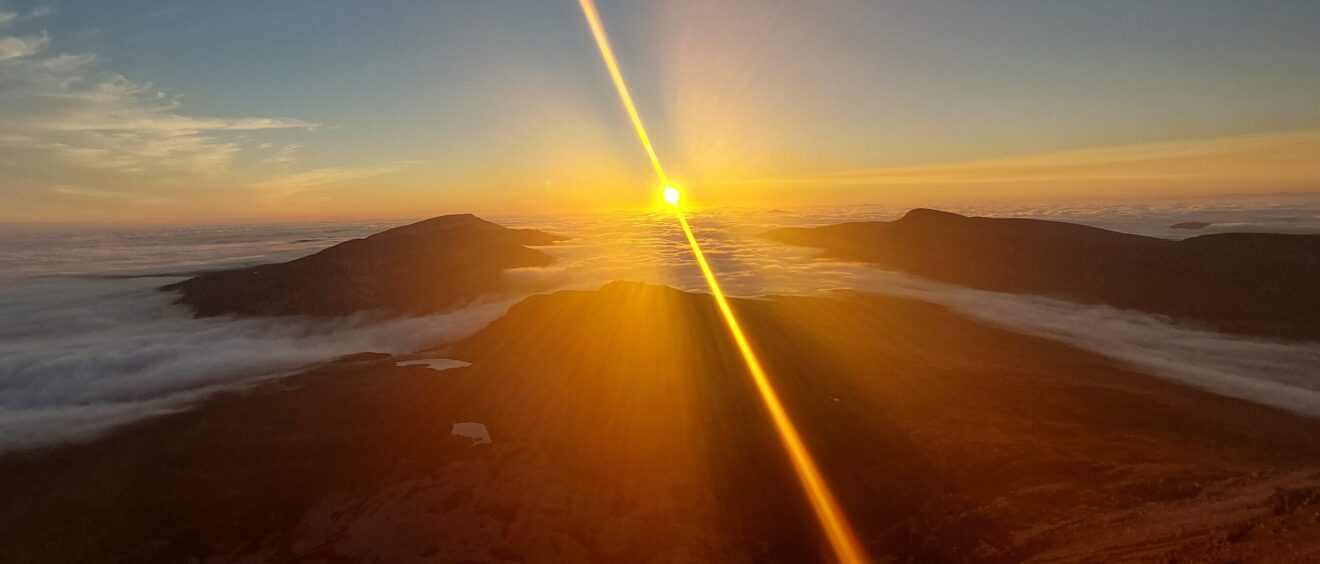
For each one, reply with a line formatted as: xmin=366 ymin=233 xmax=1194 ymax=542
xmin=764 ymin=209 xmax=1320 ymax=341
xmin=4 ymin=282 xmax=1319 ymax=562
xmin=164 ymin=214 xmax=564 ymax=317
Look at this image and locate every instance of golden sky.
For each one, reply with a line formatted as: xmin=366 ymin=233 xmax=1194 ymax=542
xmin=2 ymin=1 xmax=1319 ymax=223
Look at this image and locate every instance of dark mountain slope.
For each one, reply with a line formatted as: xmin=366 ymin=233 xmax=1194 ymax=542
xmin=165 ymin=214 xmax=563 ymax=317
xmin=5 ymin=282 xmax=1320 ymax=562
xmin=764 ymin=209 xmax=1320 ymax=340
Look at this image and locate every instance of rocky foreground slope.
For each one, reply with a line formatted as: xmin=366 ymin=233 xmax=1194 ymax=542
xmin=4 ymin=282 xmax=1318 ymax=562
xmin=764 ymin=209 xmax=1320 ymax=341
xmin=164 ymin=214 xmax=563 ymax=317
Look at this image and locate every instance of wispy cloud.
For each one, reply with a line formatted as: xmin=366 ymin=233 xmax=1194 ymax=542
xmin=263 ymin=143 xmax=304 ymax=166
xmin=51 ymin=185 xmax=133 ymax=200
xmin=0 ymin=9 xmax=355 ymax=219
xmin=249 ymin=165 xmax=402 ymax=198
xmin=0 ymin=45 xmax=315 ymax=176
xmin=26 ymin=6 xmax=53 ymax=19
xmin=716 ymin=130 xmax=1320 ymax=192
xmin=0 ymin=30 xmax=46 ymax=60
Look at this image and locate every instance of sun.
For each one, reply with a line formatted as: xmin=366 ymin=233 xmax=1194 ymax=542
xmin=662 ymin=186 xmax=681 ymax=206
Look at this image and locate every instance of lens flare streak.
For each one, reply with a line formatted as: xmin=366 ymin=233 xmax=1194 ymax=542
xmin=577 ymin=0 xmax=669 ymax=184
xmin=576 ymin=1 xmax=866 ymax=561
xmin=676 ymin=210 xmax=867 ymax=564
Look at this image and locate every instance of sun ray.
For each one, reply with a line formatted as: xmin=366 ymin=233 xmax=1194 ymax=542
xmin=576 ymin=1 xmax=867 ymax=561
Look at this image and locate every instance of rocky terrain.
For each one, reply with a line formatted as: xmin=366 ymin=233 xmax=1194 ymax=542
xmin=4 ymin=282 xmax=1318 ymax=562
xmin=164 ymin=214 xmax=563 ymax=317
xmin=764 ymin=209 xmax=1320 ymax=341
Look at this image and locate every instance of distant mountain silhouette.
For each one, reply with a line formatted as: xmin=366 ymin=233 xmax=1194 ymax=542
xmin=165 ymin=214 xmax=563 ymax=317
xmin=764 ymin=209 xmax=1320 ymax=341
xmin=1171 ymin=221 xmax=1212 ymax=230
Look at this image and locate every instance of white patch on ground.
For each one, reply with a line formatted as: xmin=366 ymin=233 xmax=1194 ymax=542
xmin=451 ymin=422 xmax=491 ymax=445
xmin=395 ymin=359 xmax=472 ymax=372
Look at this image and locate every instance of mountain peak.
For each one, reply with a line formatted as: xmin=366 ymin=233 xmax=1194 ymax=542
xmin=165 ymin=214 xmax=561 ymax=318
xmin=898 ymin=208 xmax=969 ymax=223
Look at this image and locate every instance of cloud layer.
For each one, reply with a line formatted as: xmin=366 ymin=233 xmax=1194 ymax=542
xmin=711 ymin=130 xmax=1320 ymax=206
xmin=508 ymin=204 xmax=1320 ymax=418
xmin=2 ymin=201 xmax=1318 ymax=451
xmin=0 ymin=275 xmax=515 ymax=451
xmin=0 ymin=8 xmax=406 ymax=222
xmin=0 ymin=18 xmax=310 ymax=175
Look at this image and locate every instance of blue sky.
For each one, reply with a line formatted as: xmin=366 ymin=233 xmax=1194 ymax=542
xmin=3 ymin=0 xmax=1319 ymax=222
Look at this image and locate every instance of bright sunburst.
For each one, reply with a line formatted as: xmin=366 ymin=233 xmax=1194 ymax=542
xmin=663 ymin=186 xmax=681 ymax=206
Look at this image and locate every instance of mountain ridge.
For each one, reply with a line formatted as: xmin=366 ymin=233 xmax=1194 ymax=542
xmin=764 ymin=209 xmax=1320 ymax=340
xmin=164 ymin=213 xmax=564 ymax=318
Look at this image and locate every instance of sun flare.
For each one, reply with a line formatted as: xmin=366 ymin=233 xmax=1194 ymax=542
xmin=577 ymin=1 xmax=866 ymax=561
xmin=663 ymin=186 xmax=681 ymax=206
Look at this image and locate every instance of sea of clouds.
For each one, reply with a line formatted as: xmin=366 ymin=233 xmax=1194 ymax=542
xmin=510 ymin=195 xmax=1320 ymax=417
xmin=2 ymin=194 xmax=1318 ymax=451
xmin=0 ymin=222 xmax=512 ymax=451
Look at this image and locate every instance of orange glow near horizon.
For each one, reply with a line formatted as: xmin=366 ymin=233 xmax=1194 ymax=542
xmin=578 ymin=1 xmax=866 ymax=561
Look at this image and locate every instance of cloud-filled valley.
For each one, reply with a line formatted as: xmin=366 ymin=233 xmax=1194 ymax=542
xmin=1 ymin=200 xmax=1318 ymax=451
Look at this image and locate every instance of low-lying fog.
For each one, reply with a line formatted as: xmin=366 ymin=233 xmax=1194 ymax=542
xmin=2 ymin=195 xmax=1317 ymax=451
